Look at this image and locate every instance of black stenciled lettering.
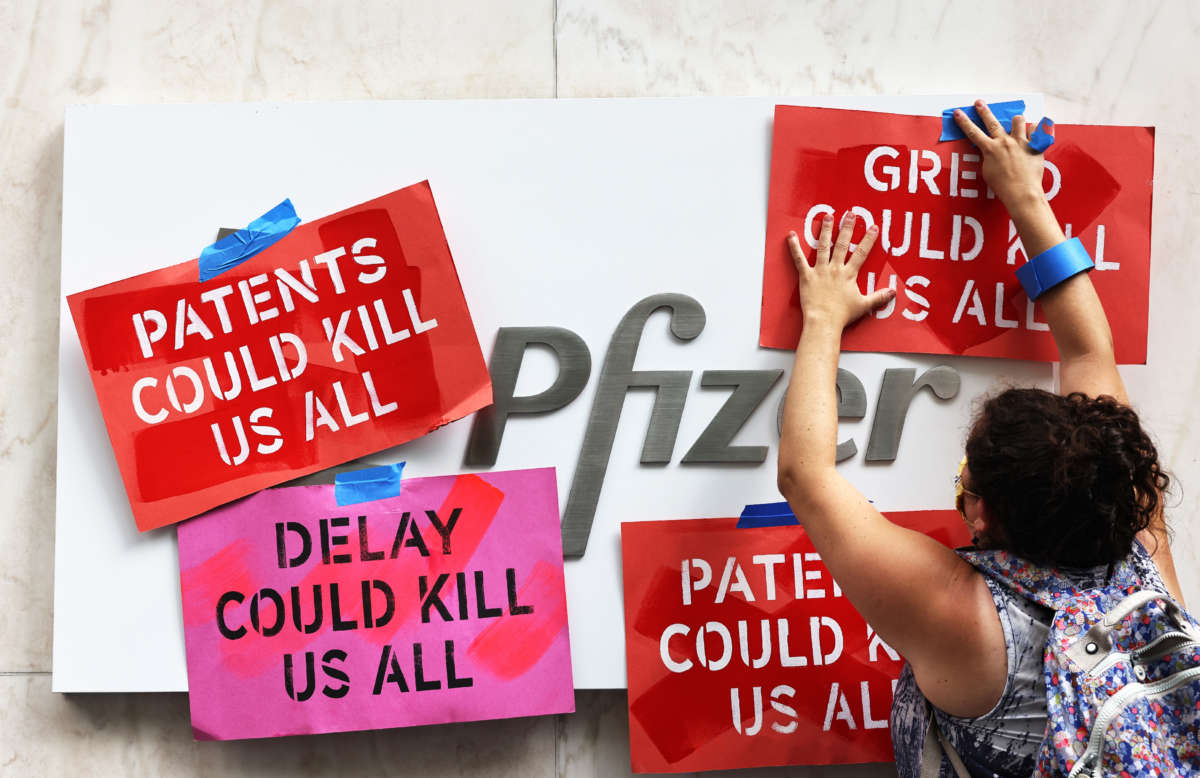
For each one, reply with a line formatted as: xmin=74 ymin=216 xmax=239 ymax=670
xmin=358 ymin=515 xmax=384 ymax=561
xmin=506 ymin=568 xmax=533 ymax=615
xmin=360 ymin=580 xmax=375 ymax=629
xmin=284 ymin=651 xmax=316 ymax=702
xmin=329 ymin=582 xmax=358 ymax=631
xmin=413 ymin=642 xmax=441 ymax=692
xmin=321 ymin=649 xmax=350 ymax=699
xmin=373 ymin=644 xmax=408 ymax=694
xmin=275 ymin=523 xmax=288 ymax=568
xmin=389 ymin=512 xmax=411 ymax=557
xmin=276 ymin=521 xmax=311 ymax=568
xmin=216 ymin=591 xmax=246 ymax=640
xmin=446 ymin=640 xmax=473 ymax=689
xmin=474 ymin=570 xmax=502 ymax=618
xmin=425 ymin=507 xmax=461 ymax=554
xmin=251 ymin=589 xmax=285 ymax=637
xmin=390 ymin=512 xmax=430 ymax=557
xmin=320 ymin=516 xmax=352 ymax=564
xmin=291 ymin=584 xmax=323 ymax=634
xmin=368 ymin=580 xmax=395 ymax=629
xmin=456 ymin=572 xmax=470 ymax=620
xmin=419 ymin=574 xmax=453 ymax=623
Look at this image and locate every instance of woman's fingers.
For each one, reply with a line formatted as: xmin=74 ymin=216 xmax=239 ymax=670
xmin=816 ymin=213 xmax=834 ymax=263
xmin=787 ymin=231 xmax=809 ymax=270
xmin=1011 ymin=114 xmax=1028 ymax=143
xmin=975 ymin=99 xmax=1007 ymax=138
xmin=866 ymin=286 xmax=897 ymax=312
xmin=848 ymin=224 xmax=879 ymax=271
xmin=832 ymin=212 xmax=855 ymax=263
xmin=953 ymin=108 xmax=991 ymax=148
xmin=793 ymin=209 xmax=876 ymax=273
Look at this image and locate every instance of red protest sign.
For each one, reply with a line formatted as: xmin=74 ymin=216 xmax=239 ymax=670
xmin=620 ymin=510 xmax=970 ymax=773
xmin=67 ymin=182 xmax=491 ymax=532
xmin=761 ymin=106 xmax=1152 ymax=363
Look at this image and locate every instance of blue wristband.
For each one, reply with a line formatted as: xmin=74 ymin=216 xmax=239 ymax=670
xmin=1015 ymin=237 xmax=1094 ymax=300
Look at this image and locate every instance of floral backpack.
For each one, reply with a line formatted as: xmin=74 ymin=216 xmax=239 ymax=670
xmin=951 ymin=547 xmax=1200 ymax=777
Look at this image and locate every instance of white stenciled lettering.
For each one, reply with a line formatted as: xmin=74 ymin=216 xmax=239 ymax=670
xmin=864 ymin=146 xmax=901 ymax=191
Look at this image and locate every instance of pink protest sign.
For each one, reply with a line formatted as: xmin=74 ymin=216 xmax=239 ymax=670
xmin=177 ymin=467 xmax=574 ymax=740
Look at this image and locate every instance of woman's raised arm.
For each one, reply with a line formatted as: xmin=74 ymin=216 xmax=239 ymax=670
xmin=952 ymin=101 xmax=1124 ymax=403
xmin=954 ymin=101 xmax=1181 ymax=602
xmin=776 ymin=213 xmax=1008 ymax=718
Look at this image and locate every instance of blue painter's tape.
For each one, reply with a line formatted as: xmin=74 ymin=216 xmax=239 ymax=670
xmin=736 ymin=501 xmax=798 ymax=529
xmin=1028 ymin=117 xmax=1055 ymax=153
xmin=199 ymin=199 xmax=301 ymax=282
xmin=334 ymin=462 xmax=406 ymax=507
xmin=1015 ymin=237 xmax=1093 ymax=300
xmin=939 ymin=100 xmax=1026 ymax=142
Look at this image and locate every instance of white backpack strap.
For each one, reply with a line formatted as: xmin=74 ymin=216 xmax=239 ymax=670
xmin=921 ymin=705 xmax=971 ymax=778
xmin=1101 ymin=590 xmax=1189 ymax=630
xmin=1065 ymin=589 xmax=1199 ymax=673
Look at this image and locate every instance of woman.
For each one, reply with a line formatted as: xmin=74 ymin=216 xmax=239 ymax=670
xmin=775 ymin=101 xmax=1184 ymax=776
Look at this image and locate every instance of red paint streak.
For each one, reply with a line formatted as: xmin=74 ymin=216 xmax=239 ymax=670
xmin=467 ymin=560 xmax=567 ymax=680
xmin=179 ymin=540 xmax=253 ymax=628
xmin=425 ymin=474 xmax=506 ymax=578
xmin=355 ymin=472 xmax=506 ymax=644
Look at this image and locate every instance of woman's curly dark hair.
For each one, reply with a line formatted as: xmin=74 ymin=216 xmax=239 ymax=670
xmin=964 ymin=388 xmax=1169 ymax=568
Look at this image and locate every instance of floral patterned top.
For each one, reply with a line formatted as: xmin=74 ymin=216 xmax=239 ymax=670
xmin=889 ymin=542 xmax=1167 ymax=778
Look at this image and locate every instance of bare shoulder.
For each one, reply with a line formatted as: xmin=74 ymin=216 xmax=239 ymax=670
xmin=905 ymin=566 xmax=1009 ymax=719
xmin=776 ymin=472 xmax=1012 ymax=716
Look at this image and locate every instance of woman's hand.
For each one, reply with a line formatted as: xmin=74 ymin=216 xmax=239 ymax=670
xmin=953 ymin=100 xmax=1047 ymax=218
xmin=787 ymin=211 xmax=895 ymax=331
xmin=954 ymin=99 xmax=1064 ymax=258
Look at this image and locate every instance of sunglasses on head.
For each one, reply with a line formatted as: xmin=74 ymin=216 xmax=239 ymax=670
xmin=954 ymin=456 xmax=980 ymax=520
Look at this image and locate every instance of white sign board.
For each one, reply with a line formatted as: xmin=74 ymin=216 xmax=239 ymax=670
xmin=54 ymin=95 xmax=1048 ymax=692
